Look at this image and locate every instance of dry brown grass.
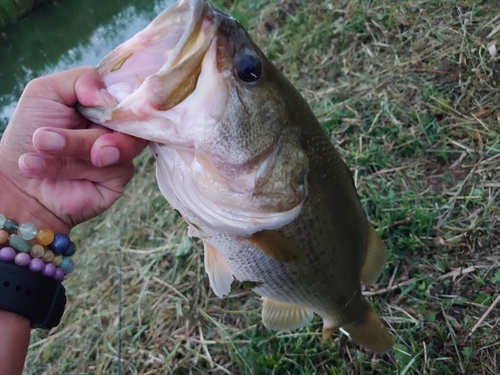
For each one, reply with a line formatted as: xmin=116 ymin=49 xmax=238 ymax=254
xmin=23 ymin=0 xmax=500 ymax=374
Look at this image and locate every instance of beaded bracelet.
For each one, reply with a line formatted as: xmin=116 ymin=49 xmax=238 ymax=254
xmin=0 ymin=213 xmax=76 ymax=282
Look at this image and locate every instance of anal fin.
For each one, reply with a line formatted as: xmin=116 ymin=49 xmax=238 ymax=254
xmin=342 ymin=304 xmax=393 ymax=353
xmin=321 ymin=326 xmax=339 ymax=347
xmin=203 ymin=241 xmax=234 ymax=298
xmin=245 ymin=230 xmax=304 ymax=263
xmin=360 ymin=224 xmax=387 ymax=285
xmin=262 ymin=297 xmax=314 ymax=331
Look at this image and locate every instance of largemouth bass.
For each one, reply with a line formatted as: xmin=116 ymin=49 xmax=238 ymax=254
xmin=78 ymin=0 xmax=393 ymax=353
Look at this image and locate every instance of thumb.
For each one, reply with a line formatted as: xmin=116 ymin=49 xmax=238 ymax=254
xmin=75 ymin=71 xmax=118 ymax=108
xmin=93 ymin=88 xmax=117 ymax=108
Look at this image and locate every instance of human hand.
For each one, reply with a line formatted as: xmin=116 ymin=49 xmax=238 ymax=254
xmin=0 ymin=67 xmax=148 ymax=233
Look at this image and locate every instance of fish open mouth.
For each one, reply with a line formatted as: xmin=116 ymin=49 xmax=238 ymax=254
xmin=79 ymin=0 xmax=219 ymax=131
xmin=77 ymin=0 xmax=307 ymax=235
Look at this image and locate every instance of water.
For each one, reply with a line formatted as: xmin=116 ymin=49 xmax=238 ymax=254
xmin=0 ymin=0 xmax=176 ymax=134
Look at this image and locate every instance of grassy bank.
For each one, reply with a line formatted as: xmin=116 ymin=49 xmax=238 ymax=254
xmin=24 ymin=0 xmax=500 ymax=374
xmin=0 ymin=0 xmax=54 ymax=29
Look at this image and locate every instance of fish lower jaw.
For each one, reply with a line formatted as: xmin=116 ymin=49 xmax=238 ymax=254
xmin=153 ymin=151 xmax=303 ymax=236
xmin=173 ymin=193 xmax=305 ymax=236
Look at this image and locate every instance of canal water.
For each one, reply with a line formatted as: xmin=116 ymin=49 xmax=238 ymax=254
xmin=0 ymin=0 xmax=176 ymax=134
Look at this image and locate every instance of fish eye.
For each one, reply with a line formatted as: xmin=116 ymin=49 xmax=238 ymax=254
xmin=294 ymin=168 xmax=308 ymax=195
xmin=296 ymin=169 xmax=307 ymax=190
xmin=235 ymin=52 xmax=262 ymax=83
xmin=297 ymin=170 xmax=307 ymax=187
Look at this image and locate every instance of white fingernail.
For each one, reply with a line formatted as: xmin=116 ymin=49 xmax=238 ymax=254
xmin=98 ymin=89 xmax=118 ymax=107
xmin=35 ymin=130 xmax=65 ymax=152
xmin=20 ymin=155 xmax=46 ymax=170
xmin=98 ymin=146 xmax=120 ymax=167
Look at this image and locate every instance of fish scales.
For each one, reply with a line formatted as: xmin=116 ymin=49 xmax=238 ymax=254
xmin=207 ymin=110 xmax=368 ymax=323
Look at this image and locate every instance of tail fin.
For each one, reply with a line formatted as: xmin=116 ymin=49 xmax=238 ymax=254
xmin=342 ymin=303 xmax=393 ymax=353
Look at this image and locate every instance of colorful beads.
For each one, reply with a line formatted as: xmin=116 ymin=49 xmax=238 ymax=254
xmin=0 ymin=212 xmax=77 ymax=282
xmin=59 ymin=258 xmax=76 ymax=274
xmin=0 ymin=230 xmax=8 ymax=244
xmin=0 ymin=247 xmax=16 ymax=262
xmin=36 ymin=228 xmax=54 ymax=246
xmin=18 ymin=222 xmax=37 ymax=241
xmin=9 ymin=234 xmax=31 ymax=253
xmin=65 ymin=261 xmax=76 ymax=274
xmin=52 ymin=255 xmax=63 ymax=267
xmin=4 ymin=219 xmax=19 ymax=234
xmin=30 ymin=244 xmax=45 ymax=258
xmin=49 ymin=234 xmax=70 ymax=254
xmin=29 ymin=258 xmax=45 ymax=272
xmin=14 ymin=252 xmax=31 ymax=267
xmin=61 ymin=241 xmax=76 ymax=257
xmin=53 ymin=268 xmax=65 ymax=282
xmin=41 ymin=250 xmax=55 ymax=263
xmin=42 ymin=263 xmax=56 ymax=278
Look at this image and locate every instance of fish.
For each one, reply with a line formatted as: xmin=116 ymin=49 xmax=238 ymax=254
xmin=77 ymin=0 xmax=393 ymax=353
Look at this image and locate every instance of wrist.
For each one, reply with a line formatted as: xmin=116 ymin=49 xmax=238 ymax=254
xmin=0 ymin=170 xmax=74 ymax=330
xmin=0 ymin=310 xmax=30 ymax=375
xmin=0 ymin=309 xmax=30 ymax=333
xmin=0 ymin=170 xmax=71 ymax=235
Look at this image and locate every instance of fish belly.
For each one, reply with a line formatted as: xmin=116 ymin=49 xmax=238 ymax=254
xmin=201 ymin=222 xmax=365 ymax=325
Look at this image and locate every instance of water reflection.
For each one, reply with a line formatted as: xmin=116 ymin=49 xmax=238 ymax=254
xmin=0 ymin=0 xmax=175 ymax=133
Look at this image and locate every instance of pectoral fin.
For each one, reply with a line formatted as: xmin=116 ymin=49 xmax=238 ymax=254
xmin=342 ymin=304 xmax=393 ymax=353
xmin=245 ymin=230 xmax=304 ymax=263
xmin=262 ymin=297 xmax=314 ymax=331
xmin=203 ymin=241 xmax=234 ymax=298
xmin=360 ymin=224 xmax=387 ymax=285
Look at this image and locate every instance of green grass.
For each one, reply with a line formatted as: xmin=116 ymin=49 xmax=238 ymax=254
xmin=24 ymin=0 xmax=500 ymax=374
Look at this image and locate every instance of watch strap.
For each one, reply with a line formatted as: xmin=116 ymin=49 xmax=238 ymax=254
xmin=0 ymin=261 xmax=66 ymax=329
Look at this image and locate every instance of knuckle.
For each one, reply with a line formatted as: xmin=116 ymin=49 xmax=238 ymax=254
xmin=75 ymin=133 xmax=92 ymax=158
xmin=57 ymin=157 xmax=71 ymax=176
xmin=24 ymin=77 xmax=45 ymax=93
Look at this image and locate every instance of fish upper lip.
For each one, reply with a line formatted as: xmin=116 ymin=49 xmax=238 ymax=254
xmin=161 ymin=0 xmax=214 ymax=71
xmin=90 ymin=0 xmax=218 ymax=122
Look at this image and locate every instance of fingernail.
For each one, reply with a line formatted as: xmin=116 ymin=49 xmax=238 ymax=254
xmin=98 ymin=88 xmax=118 ymax=107
xmin=97 ymin=146 xmax=120 ymax=167
xmin=20 ymin=155 xmax=46 ymax=170
xmin=35 ymin=130 xmax=65 ymax=152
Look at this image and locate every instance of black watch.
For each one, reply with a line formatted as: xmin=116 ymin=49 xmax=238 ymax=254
xmin=0 ymin=261 xmax=66 ymax=329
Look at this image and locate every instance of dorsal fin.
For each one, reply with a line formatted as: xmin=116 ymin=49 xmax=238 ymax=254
xmin=262 ymin=297 xmax=314 ymax=331
xmin=203 ymin=241 xmax=234 ymax=297
xmin=244 ymin=230 xmax=304 ymax=263
xmin=360 ymin=224 xmax=387 ymax=285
